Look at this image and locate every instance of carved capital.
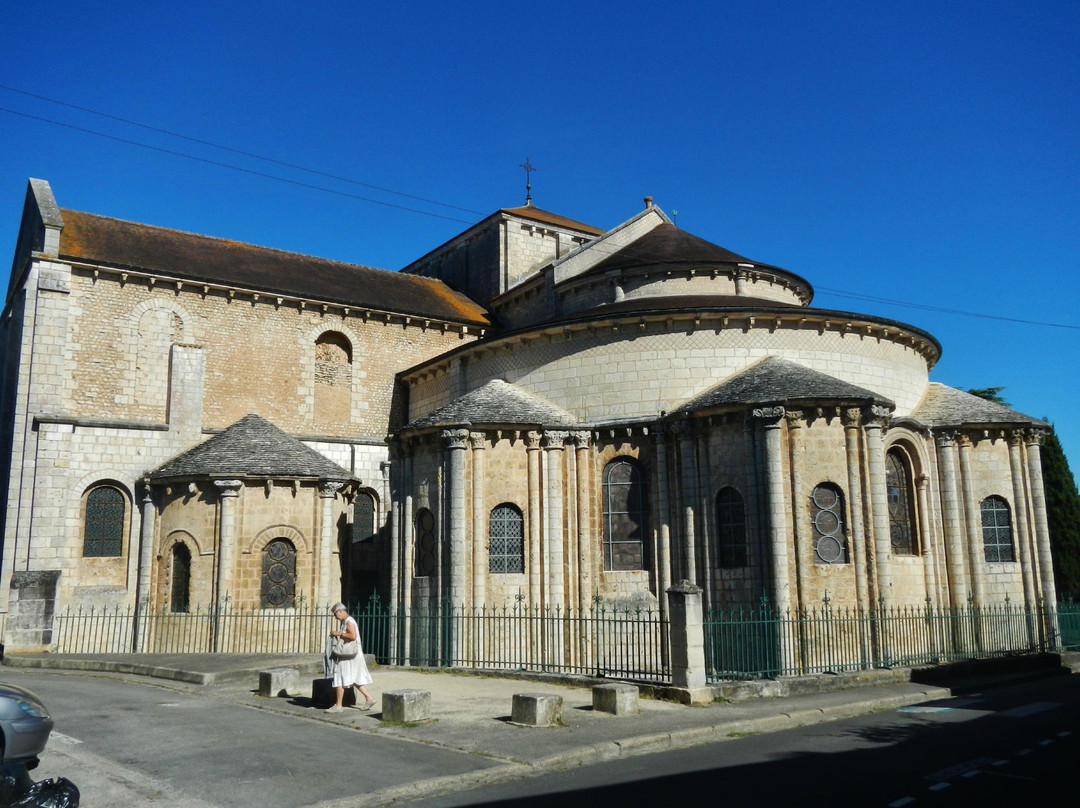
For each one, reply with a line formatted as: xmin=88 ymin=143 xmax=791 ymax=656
xmin=751 ymin=406 xmax=785 ymax=426
xmin=469 ymin=431 xmax=487 ymax=449
xmin=863 ymin=404 xmax=892 ymax=428
xmin=542 ymin=430 xmax=569 ymax=449
xmin=842 ymin=407 xmax=863 ymax=428
xmin=784 ymin=410 xmax=804 ymax=429
xmin=1025 ymin=428 xmax=1046 ymax=447
xmin=935 ymin=430 xmax=956 ymax=449
xmin=525 ymin=430 xmax=543 ymax=450
xmin=319 ymin=480 xmax=345 ymax=498
xmin=441 ymin=428 xmax=470 ymax=450
xmin=955 ymin=433 xmax=973 ymax=450
xmin=213 ymin=479 xmax=242 ymax=497
xmin=571 ymin=430 xmax=592 ymax=449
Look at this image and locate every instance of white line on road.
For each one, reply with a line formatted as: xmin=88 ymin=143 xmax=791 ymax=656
xmin=48 ymin=731 xmax=82 ymax=745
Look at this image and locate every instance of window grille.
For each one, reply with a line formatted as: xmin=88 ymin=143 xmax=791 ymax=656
xmin=261 ymin=539 xmax=296 ymax=608
xmin=489 ymin=504 xmax=524 ymax=573
xmin=83 ymin=485 xmax=125 ymax=557
xmin=416 ymin=509 xmax=436 ymax=576
xmin=171 ymin=544 xmax=191 ymax=613
xmin=715 ymin=487 xmax=748 ymax=567
xmin=352 ymin=491 xmax=376 ymax=543
xmin=811 ymin=483 xmax=848 ymax=564
xmin=886 ymin=450 xmax=918 ymax=555
xmin=603 ymin=458 xmax=647 ymax=571
xmin=981 ymin=496 xmax=1015 ymax=562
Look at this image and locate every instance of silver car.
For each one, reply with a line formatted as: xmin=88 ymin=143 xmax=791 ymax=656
xmin=0 ymin=683 xmax=53 ymax=768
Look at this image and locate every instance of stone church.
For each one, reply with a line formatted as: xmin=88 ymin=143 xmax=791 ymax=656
xmin=0 ymin=178 xmax=1058 ymax=651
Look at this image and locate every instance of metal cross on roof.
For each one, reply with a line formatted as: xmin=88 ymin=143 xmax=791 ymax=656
xmin=519 ymin=157 xmax=536 ymax=205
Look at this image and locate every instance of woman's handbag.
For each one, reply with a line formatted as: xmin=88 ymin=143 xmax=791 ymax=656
xmin=331 ymin=633 xmax=359 ymax=660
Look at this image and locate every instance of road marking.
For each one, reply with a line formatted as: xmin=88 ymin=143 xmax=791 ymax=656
xmin=48 ymin=731 xmax=82 ymax=746
xmin=888 ymin=798 xmax=915 ymax=807
xmin=929 ymin=782 xmax=950 ymax=791
xmin=998 ymin=702 xmax=1062 ymax=718
xmin=1058 ymin=731 xmax=1072 ymax=738
xmin=962 ymin=770 xmax=981 ymax=778
xmin=1018 ymin=748 xmax=1032 ymax=755
xmin=1039 ymin=739 xmax=1054 ymax=746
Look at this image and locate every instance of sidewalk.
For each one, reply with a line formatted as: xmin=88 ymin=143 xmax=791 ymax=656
xmin=4 ymin=651 xmax=1075 ymax=806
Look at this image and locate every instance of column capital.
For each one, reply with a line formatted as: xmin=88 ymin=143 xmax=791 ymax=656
xmin=542 ymin=430 xmax=569 ymax=449
xmin=784 ymin=409 xmax=804 ymax=429
xmin=469 ymin=431 xmax=487 ymax=449
xmin=1024 ymin=428 xmax=1047 ymax=447
xmin=441 ymin=428 xmax=470 ymax=450
xmin=318 ymin=480 xmax=345 ymax=498
xmin=863 ymin=404 xmax=892 ymax=428
xmin=213 ymin=479 xmax=242 ymax=497
xmin=842 ymin=407 xmax=863 ymax=428
xmin=570 ymin=430 xmax=592 ymax=449
xmin=526 ymin=430 xmax=543 ymax=450
xmin=751 ymin=406 xmax=785 ymax=426
xmin=935 ymin=430 xmax=957 ymax=449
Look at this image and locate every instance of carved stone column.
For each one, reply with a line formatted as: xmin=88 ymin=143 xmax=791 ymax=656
xmin=916 ymin=474 xmax=939 ymax=606
xmin=543 ymin=431 xmax=569 ymax=608
xmin=135 ymin=485 xmax=157 ymax=652
xmin=785 ymin=410 xmax=808 ymax=613
xmin=1025 ymin=430 xmax=1059 ymax=609
xmin=442 ymin=429 xmax=469 ymax=607
xmin=753 ymin=406 xmax=791 ymax=618
xmin=842 ymin=408 xmax=870 ymax=610
xmin=1008 ymin=431 xmax=1037 ymax=609
xmin=676 ymin=420 xmax=699 ymax=584
xmin=935 ymin=432 xmax=968 ymax=605
xmin=213 ymin=479 xmax=242 ymax=605
xmin=318 ymin=480 xmax=345 ymax=607
xmin=572 ymin=431 xmax=593 ymax=611
xmin=526 ymin=431 xmax=542 ymax=606
xmin=470 ymin=432 xmax=487 ymax=608
xmin=864 ymin=405 xmax=893 ymax=604
xmin=653 ymin=424 xmax=673 ymax=618
xmin=956 ymin=433 xmax=985 ymax=604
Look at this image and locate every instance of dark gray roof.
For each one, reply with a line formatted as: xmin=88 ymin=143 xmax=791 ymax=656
xmin=676 ymin=356 xmax=893 ymax=414
xmin=404 ymin=379 xmax=580 ymax=431
xmin=149 ymin=414 xmax=356 ymax=480
xmin=912 ymin=383 xmax=1048 ymax=429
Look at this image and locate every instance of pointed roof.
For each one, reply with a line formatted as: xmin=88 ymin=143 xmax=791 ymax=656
xmin=676 ymin=356 xmax=893 ymax=414
xmin=148 ymin=414 xmax=356 ymax=480
xmin=404 ymin=379 xmax=580 ymax=431
xmin=912 ymin=383 xmax=1048 ymax=429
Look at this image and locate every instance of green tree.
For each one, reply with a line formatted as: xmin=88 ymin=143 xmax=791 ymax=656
xmin=967 ymin=386 xmax=1010 ymax=406
xmin=1041 ymin=428 xmax=1080 ymax=600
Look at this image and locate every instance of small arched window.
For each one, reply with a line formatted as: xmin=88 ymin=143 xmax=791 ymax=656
xmin=415 ymin=508 xmax=436 ymax=577
xmin=811 ymin=483 xmax=848 ymax=564
xmin=602 ymin=458 xmax=648 ymax=571
xmin=83 ymin=484 xmax=127 ymax=557
xmin=489 ymin=504 xmax=525 ymax=573
xmin=715 ymin=487 xmax=748 ymax=568
xmin=885 ymin=449 xmax=919 ymax=556
xmin=261 ymin=538 xmax=297 ymax=608
xmin=352 ymin=490 xmax=377 ymax=544
xmin=314 ymin=331 xmax=354 ymax=424
xmin=170 ymin=544 xmax=191 ymax=613
xmin=981 ymin=495 xmax=1015 ymax=563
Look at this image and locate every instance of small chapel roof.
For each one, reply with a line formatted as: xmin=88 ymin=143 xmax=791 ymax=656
xmin=676 ymin=356 xmax=894 ymax=414
xmin=499 ymin=204 xmax=605 ymax=236
xmin=402 ymin=379 xmax=580 ymax=432
xmin=148 ymin=414 xmax=357 ymax=481
xmin=56 ymin=209 xmax=491 ymax=327
xmin=912 ymin=383 xmax=1048 ymax=429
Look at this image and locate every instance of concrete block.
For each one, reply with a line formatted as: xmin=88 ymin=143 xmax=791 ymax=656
xmin=311 ymin=678 xmax=356 ymax=709
xmin=258 ymin=668 xmax=300 ymax=698
xmin=511 ymin=693 xmax=563 ymax=727
xmin=592 ymin=683 xmax=639 ymax=716
xmin=382 ymin=689 xmax=431 ymax=723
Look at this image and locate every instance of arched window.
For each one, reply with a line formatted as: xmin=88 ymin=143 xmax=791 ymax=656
xmin=314 ymin=331 xmax=353 ymax=424
xmin=603 ymin=458 xmax=648 ymax=571
xmin=415 ymin=508 xmax=436 ymax=577
xmin=715 ymin=487 xmax=748 ymax=568
xmin=82 ymin=484 xmax=126 ymax=557
xmin=261 ymin=538 xmax=297 ymax=608
xmin=489 ymin=504 xmax=525 ymax=573
xmin=885 ymin=449 xmax=919 ymax=556
xmin=170 ymin=544 xmax=191 ymax=613
xmin=981 ymin=495 xmax=1015 ymax=562
xmin=811 ymin=483 xmax=848 ymax=564
xmin=352 ymin=490 xmax=377 ymax=544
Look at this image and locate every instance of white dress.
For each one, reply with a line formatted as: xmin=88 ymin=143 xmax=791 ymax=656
xmin=331 ymin=616 xmax=373 ymax=688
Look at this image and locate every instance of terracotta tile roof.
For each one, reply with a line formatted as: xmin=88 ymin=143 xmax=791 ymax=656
xmin=58 ymin=209 xmax=490 ymax=326
xmin=148 ymin=413 xmax=357 ymax=480
xmin=677 ymin=356 xmax=893 ymax=413
xmin=499 ymin=205 xmax=604 ymax=235
xmin=912 ymin=383 xmax=1048 ymax=428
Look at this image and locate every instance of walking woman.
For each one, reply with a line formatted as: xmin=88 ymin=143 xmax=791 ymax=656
xmin=326 ymin=602 xmax=375 ymax=713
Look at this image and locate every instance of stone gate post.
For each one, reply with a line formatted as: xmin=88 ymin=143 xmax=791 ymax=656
xmin=667 ymin=579 xmax=709 ymax=702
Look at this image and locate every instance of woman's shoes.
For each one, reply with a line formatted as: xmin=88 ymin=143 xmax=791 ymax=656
xmin=360 ymin=699 xmax=376 ymax=711
xmin=325 ymin=705 xmax=344 ymax=713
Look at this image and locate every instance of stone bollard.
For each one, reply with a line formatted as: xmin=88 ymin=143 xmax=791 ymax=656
xmin=311 ymin=678 xmax=356 ymax=709
xmin=511 ymin=693 xmax=563 ymax=727
xmin=592 ymin=683 xmax=639 ymax=716
xmin=382 ymin=689 xmax=431 ymax=723
xmin=258 ymin=668 xmax=301 ymax=698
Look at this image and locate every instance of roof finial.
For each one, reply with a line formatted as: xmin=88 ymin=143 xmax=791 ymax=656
xmin=644 ymin=196 xmax=653 ymax=208
xmin=519 ymin=157 xmax=536 ymax=206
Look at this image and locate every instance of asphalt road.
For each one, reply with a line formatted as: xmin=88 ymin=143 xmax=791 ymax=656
xmin=9 ymin=670 xmax=499 ymax=808
xmin=407 ymin=674 xmax=1080 ymax=807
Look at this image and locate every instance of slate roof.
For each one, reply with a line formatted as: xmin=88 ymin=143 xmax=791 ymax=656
xmin=148 ymin=414 xmax=356 ymax=480
xmin=576 ymin=224 xmax=811 ymax=291
xmin=912 ymin=383 xmax=1048 ymax=429
xmin=403 ymin=379 xmax=580 ymax=431
xmin=57 ymin=209 xmax=491 ymax=326
xmin=676 ymin=356 xmax=893 ymax=414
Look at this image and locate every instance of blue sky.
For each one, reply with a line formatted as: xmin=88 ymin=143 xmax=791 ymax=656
xmin=1 ymin=1 xmax=1078 ymax=469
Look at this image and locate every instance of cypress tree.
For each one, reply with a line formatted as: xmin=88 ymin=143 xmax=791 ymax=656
xmin=1041 ymin=428 xmax=1080 ymax=601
